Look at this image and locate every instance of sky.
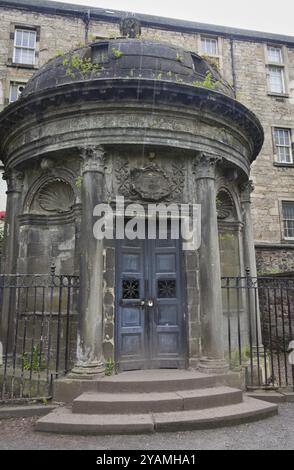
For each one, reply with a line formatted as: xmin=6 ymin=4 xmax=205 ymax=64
xmin=52 ymin=0 xmax=294 ymax=36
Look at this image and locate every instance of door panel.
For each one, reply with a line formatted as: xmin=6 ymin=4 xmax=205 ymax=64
xmin=117 ymin=239 xmax=147 ymax=371
xmin=149 ymin=235 xmax=185 ymax=368
xmin=116 ymin=226 xmax=186 ymax=371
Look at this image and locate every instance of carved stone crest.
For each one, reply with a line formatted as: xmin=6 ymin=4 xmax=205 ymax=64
xmin=115 ymin=159 xmax=184 ymax=202
xmin=120 ymin=16 xmax=142 ymax=38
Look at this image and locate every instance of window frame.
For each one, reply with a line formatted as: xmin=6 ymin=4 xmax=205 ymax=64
xmin=8 ymin=23 xmax=40 ymax=69
xmin=281 ymin=201 xmax=294 ymax=241
xmin=272 ymin=127 xmax=293 ymax=165
xmin=13 ymin=28 xmax=37 ymax=66
xmin=265 ymin=43 xmax=288 ymax=96
xmin=267 ymin=65 xmax=286 ymax=94
xmin=200 ymin=35 xmax=219 ymax=57
xmin=267 ymin=45 xmax=283 ymax=65
xmin=9 ymin=81 xmax=26 ymax=103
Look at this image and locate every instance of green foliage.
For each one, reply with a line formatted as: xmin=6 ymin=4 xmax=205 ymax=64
xmin=63 ymin=53 xmax=101 ymax=78
xmin=111 ymin=47 xmax=124 ymax=59
xmin=176 ymin=53 xmax=183 ymax=62
xmin=55 ymin=48 xmax=64 ymax=57
xmin=22 ymin=345 xmax=46 ymax=373
xmin=75 ymin=176 xmax=82 ymax=189
xmin=192 ymin=71 xmax=220 ymax=90
xmin=104 ymin=358 xmax=115 ymax=376
xmin=201 ymin=54 xmax=220 ymax=72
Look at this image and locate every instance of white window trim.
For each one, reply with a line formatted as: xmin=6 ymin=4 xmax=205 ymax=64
xmin=267 ymin=45 xmax=283 ymax=65
xmin=200 ymin=35 xmax=219 ymax=57
xmin=265 ymin=44 xmax=288 ymax=95
xmin=9 ymin=82 xmax=26 ymax=103
xmin=13 ymin=28 xmax=37 ymax=65
xmin=273 ymin=127 xmax=293 ymax=164
xmin=281 ymin=201 xmax=294 ymax=240
xmin=267 ymin=65 xmax=286 ymax=94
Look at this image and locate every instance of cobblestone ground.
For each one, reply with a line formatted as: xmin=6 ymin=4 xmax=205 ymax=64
xmin=0 ymin=403 xmax=293 ymax=450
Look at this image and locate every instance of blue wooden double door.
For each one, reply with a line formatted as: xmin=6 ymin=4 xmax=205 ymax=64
xmin=116 ymin=228 xmax=186 ymax=371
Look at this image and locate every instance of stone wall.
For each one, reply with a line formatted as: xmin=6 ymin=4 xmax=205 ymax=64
xmin=256 ymin=246 xmax=294 ymax=274
xmin=1 ymin=4 xmax=294 ymax=273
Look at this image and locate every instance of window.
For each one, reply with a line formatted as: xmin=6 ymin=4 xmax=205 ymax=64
xmin=268 ymin=65 xmax=285 ymax=94
xmin=13 ymin=29 xmax=36 ymax=65
xmin=201 ymin=36 xmax=218 ymax=56
xmin=267 ymin=46 xmax=283 ymax=64
xmin=9 ymin=82 xmax=25 ymax=102
xmin=282 ymin=202 xmax=294 ymax=239
xmin=273 ymin=128 xmax=293 ymax=163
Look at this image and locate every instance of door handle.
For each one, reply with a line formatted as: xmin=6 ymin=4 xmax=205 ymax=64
xmin=146 ymin=299 xmax=154 ymax=308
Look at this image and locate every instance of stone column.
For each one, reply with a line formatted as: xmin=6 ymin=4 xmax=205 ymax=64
xmin=70 ymin=145 xmax=105 ymax=378
xmin=240 ymin=181 xmax=263 ymax=348
xmin=194 ymin=153 xmax=228 ymax=374
xmin=0 ymin=169 xmax=23 ymax=358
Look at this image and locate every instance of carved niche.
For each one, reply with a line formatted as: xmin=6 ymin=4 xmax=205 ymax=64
xmin=115 ymin=159 xmax=185 ymax=202
xmin=38 ymin=179 xmax=75 ymax=213
xmin=216 ymin=189 xmax=234 ymax=220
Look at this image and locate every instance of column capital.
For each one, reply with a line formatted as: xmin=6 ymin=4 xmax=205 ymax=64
xmin=240 ymin=180 xmax=254 ymax=203
xmin=79 ymin=145 xmax=105 ymax=174
xmin=193 ymin=152 xmax=222 ymax=180
xmin=3 ymin=168 xmax=24 ymax=193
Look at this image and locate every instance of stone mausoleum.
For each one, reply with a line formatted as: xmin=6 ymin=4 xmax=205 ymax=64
xmin=0 ymin=19 xmax=277 ymax=432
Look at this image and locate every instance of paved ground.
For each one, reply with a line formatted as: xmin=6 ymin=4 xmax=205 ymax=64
xmin=0 ymin=403 xmax=293 ymax=450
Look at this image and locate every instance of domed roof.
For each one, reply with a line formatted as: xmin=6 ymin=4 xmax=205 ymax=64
xmin=22 ymin=38 xmax=234 ymax=98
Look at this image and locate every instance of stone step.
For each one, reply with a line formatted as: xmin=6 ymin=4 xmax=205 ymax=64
xmin=36 ymin=397 xmax=278 ymax=435
xmin=53 ymin=370 xmax=242 ymax=403
xmin=72 ymin=386 xmax=243 ymax=414
xmin=94 ymin=370 xmax=241 ymax=393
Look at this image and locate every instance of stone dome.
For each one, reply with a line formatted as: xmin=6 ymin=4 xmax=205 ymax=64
xmin=22 ymin=38 xmax=234 ymax=98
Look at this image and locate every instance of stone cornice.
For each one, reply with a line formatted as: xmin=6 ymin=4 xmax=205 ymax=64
xmin=0 ymin=79 xmax=264 ymax=165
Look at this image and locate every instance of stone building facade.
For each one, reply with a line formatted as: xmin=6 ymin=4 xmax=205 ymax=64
xmin=0 ymin=0 xmax=294 ymax=275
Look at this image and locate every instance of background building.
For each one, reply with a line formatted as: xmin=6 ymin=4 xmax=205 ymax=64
xmin=0 ymin=0 xmax=294 ymax=274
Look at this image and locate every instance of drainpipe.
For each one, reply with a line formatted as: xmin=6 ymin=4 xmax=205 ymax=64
xmin=83 ymin=9 xmax=91 ymax=44
xmin=230 ymin=37 xmax=237 ymax=98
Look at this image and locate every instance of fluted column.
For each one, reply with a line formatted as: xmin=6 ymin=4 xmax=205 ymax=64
xmin=70 ymin=145 xmax=105 ymax=378
xmin=194 ymin=153 xmax=228 ymax=374
xmin=240 ymin=180 xmax=263 ymax=348
xmin=0 ymin=168 xmax=23 ymax=358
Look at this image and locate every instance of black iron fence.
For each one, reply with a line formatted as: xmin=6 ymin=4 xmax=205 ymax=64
xmin=0 ymin=267 xmax=79 ymax=402
xmin=222 ymin=273 xmax=294 ymax=391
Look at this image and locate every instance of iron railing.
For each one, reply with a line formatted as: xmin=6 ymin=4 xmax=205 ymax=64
xmin=222 ymin=272 xmax=294 ymax=391
xmin=0 ymin=266 xmax=79 ymax=402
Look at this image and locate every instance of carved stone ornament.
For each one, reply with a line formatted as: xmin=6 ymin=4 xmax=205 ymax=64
xmin=240 ymin=180 xmax=255 ymax=203
xmin=3 ymin=168 xmax=24 ymax=192
xmin=216 ymin=190 xmax=234 ymax=219
xmin=38 ymin=179 xmax=75 ymax=213
xmin=120 ymin=15 xmax=142 ymax=38
xmin=115 ymin=159 xmax=185 ymax=202
xmin=193 ymin=152 xmax=222 ymax=179
xmin=79 ymin=145 xmax=105 ymax=174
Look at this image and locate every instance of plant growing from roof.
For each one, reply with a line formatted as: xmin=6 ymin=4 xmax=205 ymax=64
xmin=192 ymin=71 xmax=220 ymax=90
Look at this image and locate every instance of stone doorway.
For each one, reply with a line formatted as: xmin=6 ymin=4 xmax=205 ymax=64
xmin=115 ymin=222 xmax=186 ymax=371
